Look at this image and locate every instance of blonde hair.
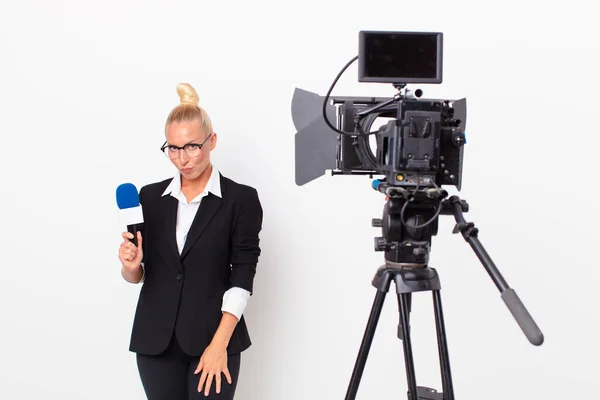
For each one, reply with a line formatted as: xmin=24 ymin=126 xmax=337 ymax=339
xmin=165 ymin=83 xmax=213 ymax=135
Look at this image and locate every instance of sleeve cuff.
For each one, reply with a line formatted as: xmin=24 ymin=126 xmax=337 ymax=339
xmin=221 ymin=286 xmax=251 ymax=320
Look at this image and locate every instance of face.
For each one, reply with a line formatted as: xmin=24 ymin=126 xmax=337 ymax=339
xmin=164 ymin=120 xmax=217 ymax=181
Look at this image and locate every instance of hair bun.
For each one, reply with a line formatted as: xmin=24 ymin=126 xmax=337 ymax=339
xmin=176 ymin=83 xmax=200 ymax=106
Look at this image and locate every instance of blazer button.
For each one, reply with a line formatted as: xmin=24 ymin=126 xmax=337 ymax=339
xmin=176 ymin=274 xmax=183 ymax=280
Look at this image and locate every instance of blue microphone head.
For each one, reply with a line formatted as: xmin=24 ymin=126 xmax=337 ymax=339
xmin=116 ymin=183 xmax=140 ymax=209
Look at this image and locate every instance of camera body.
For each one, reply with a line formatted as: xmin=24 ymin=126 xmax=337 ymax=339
xmin=333 ymin=94 xmax=466 ymax=191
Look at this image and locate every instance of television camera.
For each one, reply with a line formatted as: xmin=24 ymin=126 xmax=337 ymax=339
xmin=291 ymin=31 xmax=543 ymax=400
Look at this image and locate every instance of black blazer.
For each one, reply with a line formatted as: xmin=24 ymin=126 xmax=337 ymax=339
xmin=128 ymin=173 xmax=263 ymax=356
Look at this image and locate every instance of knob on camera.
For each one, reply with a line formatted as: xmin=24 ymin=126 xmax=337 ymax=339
xmin=374 ymin=236 xmax=387 ymax=251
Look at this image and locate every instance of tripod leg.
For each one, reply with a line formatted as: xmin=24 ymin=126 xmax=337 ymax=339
xmin=345 ymin=289 xmax=387 ymax=400
xmin=397 ymin=293 xmax=412 ymax=340
xmin=398 ymin=293 xmax=419 ymax=400
xmin=433 ymin=290 xmax=455 ymax=400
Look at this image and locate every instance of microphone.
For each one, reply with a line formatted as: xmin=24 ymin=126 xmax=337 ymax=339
xmin=116 ymin=183 xmax=144 ymax=247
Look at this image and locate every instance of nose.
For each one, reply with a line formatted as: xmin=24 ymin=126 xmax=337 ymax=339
xmin=178 ymin=149 xmax=190 ymax=163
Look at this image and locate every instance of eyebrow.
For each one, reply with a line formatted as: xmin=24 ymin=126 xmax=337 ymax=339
xmin=166 ymin=138 xmax=203 ymax=146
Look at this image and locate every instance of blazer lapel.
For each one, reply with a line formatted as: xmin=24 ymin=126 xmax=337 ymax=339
xmin=180 ymin=193 xmax=222 ymax=260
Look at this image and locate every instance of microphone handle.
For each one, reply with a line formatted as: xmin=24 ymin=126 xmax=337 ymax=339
xmin=127 ymin=223 xmax=143 ymax=247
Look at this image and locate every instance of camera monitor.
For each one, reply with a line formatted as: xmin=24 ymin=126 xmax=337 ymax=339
xmin=358 ymin=31 xmax=443 ymax=84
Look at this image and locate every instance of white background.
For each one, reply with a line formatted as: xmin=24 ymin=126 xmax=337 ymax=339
xmin=1 ymin=1 xmax=598 ymax=399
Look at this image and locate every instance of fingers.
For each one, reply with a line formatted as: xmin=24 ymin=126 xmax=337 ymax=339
xmin=204 ymin=373 xmax=213 ymax=396
xmin=121 ymin=232 xmax=134 ymax=241
xmin=119 ymin=242 xmax=138 ymax=262
xmin=215 ymin=373 xmax=221 ymax=395
xmin=198 ymin=370 xmax=208 ymax=393
xmin=120 ymin=241 xmax=137 ymax=252
xmin=197 ymin=371 xmax=231 ymax=395
xmin=119 ymin=232 xmax=142 ymax=263
xmin=224 ymin=368 xmax=232 ymax=385
xmin=122 ymin=241 xmax=136 ymax=251
xmin=194 ymin=359 xmax=204 ymax=375
xmin=120 ymin=243 xmax=137 ymax=255
xmin=195 ymin=353 xmax=232 ymax=395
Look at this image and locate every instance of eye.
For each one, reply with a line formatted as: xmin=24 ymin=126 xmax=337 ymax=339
xmin=187 ymin=144 xmax=200 ymax=151
xmin=168 ymin=146 xmax=179 ymax=152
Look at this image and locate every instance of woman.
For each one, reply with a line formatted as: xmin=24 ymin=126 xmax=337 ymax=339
xmin=118 ymin=83 xmax=263 ymax=400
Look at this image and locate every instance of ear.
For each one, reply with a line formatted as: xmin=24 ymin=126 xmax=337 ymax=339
xmin=210 ymin=132 xmax=217 ymax=150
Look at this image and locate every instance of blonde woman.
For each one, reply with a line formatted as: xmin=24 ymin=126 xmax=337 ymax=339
xmin=118 ymin=83 xmax=263 ymax=399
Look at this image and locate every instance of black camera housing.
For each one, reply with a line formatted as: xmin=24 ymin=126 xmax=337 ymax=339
xmin=333 ymin=94 xmax=466 ymax=190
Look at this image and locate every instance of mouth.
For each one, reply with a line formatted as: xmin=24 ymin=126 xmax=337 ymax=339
xmin=181 ymin=167 xmax=193 ymax=173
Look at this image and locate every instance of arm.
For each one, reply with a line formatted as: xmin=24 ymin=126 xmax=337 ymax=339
xmin=210 ymin=287 xmax=251 ymax=348
xmin=196 ymin=188 xmax=263 ymax=395
xmin=208 ymin=312 xmax=240 ymax=350
xmin=228 ymin=187 xmax=263 ymax=293
xmin=210 ymin=188 xmax=263 ymax=345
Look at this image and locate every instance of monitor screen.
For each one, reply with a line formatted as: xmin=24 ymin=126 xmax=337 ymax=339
xmin=358 ymin=31 xmax=443 ymax=84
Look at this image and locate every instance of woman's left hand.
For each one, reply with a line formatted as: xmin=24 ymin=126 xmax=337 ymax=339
xmin=194 ymin=343 xmax=232 ymax=396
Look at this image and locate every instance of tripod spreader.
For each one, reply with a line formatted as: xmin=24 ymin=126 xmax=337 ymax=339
xmin=445 ymin=195 xmax=544 ymax=346
xmin=344 ymin=265 xmax=453 ymax=400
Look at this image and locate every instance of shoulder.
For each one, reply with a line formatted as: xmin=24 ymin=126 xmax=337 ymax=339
xmin=220 ymin=174 xmax=261 ymax=205
xmin=139 ymin=178 xmax=173 ymax=201
xmin=221 ymin=175 xmax=263 ymax=224
xmin=221 ymin=174 xmax=257 ymax=195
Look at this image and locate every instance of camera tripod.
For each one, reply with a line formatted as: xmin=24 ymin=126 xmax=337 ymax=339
xmin=344 ymin=189 xmax=544 ymax=400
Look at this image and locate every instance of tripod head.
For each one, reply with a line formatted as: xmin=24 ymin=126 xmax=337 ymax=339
xmin=371 ymin=180 xmax=468 ymax=268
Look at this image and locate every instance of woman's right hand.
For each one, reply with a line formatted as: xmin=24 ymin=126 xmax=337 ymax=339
xmin=119 ymin=231 xmax=143 ymax=272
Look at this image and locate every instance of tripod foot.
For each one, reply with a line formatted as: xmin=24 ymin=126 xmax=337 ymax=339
xmin=408 ymin=386 xmax=443 ymax=400
xmin=398 ymin=323 xmax=410 ymax=340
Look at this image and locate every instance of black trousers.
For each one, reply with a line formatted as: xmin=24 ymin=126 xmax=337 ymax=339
xmin=136 ymin=333 xmax=241 ymax=400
